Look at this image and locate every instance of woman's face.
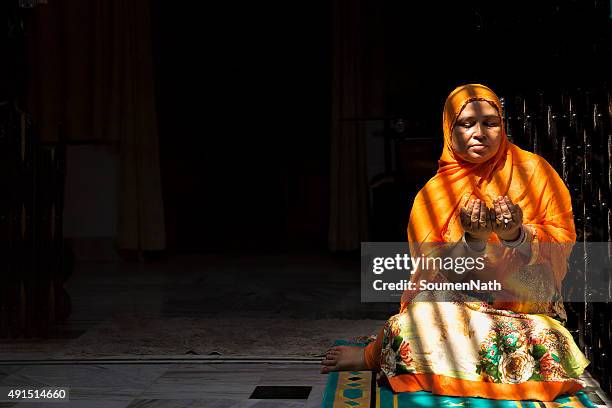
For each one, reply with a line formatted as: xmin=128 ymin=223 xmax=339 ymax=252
xmin=451 ymin=100 xmax=502 ymax=163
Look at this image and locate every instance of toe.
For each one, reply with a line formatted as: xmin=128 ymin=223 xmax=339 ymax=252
xmin=321 ymin=363 xmax=338 ymax=373
xmin=321 ymin=357 xmax=337 ymax=366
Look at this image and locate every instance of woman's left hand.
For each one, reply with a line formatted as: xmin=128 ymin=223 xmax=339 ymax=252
xmin=490 ymin=196 xmax=523 ymax=241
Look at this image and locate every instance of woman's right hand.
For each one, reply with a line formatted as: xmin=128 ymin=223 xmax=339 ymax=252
xmin=459 ymin=199 xmax=492 ymax=242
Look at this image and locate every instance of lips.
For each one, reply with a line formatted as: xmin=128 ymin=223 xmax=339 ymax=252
xmin=469 ymin=145 xmax=488 ymax=153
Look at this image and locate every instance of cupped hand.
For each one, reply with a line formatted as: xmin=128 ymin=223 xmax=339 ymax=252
xmin=490 ymin=196 xmax=523 ymax=241
xmin=459 ymin=199 xmax=492 ymax=242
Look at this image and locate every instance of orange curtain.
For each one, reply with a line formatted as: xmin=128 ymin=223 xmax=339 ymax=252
xmin=26 ymin=0 xmax=165 ymax=251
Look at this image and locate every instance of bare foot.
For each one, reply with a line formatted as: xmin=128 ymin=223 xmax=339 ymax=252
xmin=320 ymin=345 xmax=368 ymax=374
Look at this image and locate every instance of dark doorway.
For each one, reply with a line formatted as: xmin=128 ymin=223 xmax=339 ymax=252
xmin=152 ymin=1 xmax=332 ymax=252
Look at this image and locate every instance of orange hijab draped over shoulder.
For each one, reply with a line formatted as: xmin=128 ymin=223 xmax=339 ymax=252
xmin=399 ymin=84 xmax=576 ymax=312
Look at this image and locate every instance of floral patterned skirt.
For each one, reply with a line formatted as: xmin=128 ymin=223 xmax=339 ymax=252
xmin=377 ymin=296 xmax=590 ymax=401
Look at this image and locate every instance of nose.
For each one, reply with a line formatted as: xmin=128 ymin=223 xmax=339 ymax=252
xmin=471 ymin=123 xmax=486 ymax=140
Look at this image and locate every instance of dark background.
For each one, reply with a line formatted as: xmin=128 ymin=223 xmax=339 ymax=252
xmin=1 ymin=0 xmax=611 ymax=398
xmin=151 ymin=0 xmax=611 ymax=252
xmin=152 ymin=1 xmax=332 ymax=252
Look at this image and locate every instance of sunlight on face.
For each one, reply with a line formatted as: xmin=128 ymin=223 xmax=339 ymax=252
xmin=451 ymin=100 xmax=502 ymax=163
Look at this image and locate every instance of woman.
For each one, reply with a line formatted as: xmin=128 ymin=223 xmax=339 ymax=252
xmin=320 ymin=84 xmax=590 ymax=401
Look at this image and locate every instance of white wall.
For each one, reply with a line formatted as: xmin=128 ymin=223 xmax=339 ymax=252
xmin=62 ymin=144 xmax=120 ymax=260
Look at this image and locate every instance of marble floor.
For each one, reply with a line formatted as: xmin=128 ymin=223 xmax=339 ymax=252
xmin=0 ymin=252 xmax=610 ymax=407
xmin=0 ymin=361 xmax=610 ymax=407
xmin=0 ymin=361 xmax=328 ymax=407
xmin=0 ymin=252 xmax=388 ymax=407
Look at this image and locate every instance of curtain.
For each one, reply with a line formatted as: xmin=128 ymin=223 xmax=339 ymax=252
xmin=25 ymin=0 xmax=165 ymax=251
xmin=328 ymin=0 xmax=384 ymax=251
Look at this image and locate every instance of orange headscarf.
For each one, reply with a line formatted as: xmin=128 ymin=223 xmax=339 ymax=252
xmin=399 ymin=84 xmax=576 ymax=313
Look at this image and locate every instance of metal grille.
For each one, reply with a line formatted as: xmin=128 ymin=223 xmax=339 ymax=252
xmin=502 ymin=89 xmax=612 ymax=397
